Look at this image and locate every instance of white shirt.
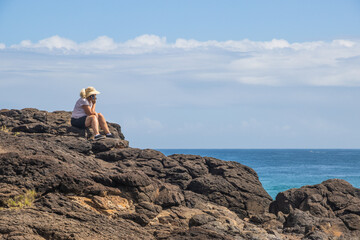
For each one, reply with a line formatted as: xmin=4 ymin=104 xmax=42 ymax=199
xmin=71 ymin=98 xmax=92 ymax=119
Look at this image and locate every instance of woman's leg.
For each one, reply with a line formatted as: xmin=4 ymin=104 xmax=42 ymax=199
xmin=85 ymin=115 xmax=100 ymax=135
xmin=97 ymin=113 xmax=110 ymax=134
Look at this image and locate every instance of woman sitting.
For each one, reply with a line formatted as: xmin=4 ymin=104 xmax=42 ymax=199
xmin=71 ymin=87 xmax=113 ymax=140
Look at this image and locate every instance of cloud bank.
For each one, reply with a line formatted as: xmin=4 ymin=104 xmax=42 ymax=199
xmin=7 ymin=35 xmax=358 ymax=53
xmin=3 ymin=35 xmax=360 ymax=87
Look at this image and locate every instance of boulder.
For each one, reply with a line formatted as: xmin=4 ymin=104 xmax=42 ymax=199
xmin=96 ymin=147 xmax=272 ymax=218
xmin=91 ymin=138 xmax=129 ymax=153
xmin=270 ymin=179 xmax=360 ymax=238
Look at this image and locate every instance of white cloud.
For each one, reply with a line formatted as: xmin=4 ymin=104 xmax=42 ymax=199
xmin=37 ymin=35 xmax=77 ymax=50
xmin=173 ymin=38 xmax=328 ymax=52
xmin=19 ymin=40 xmax=32 ymax=47
xmin=7 ymin=34 xmax=356 ymax=53
xmin=11 ymin=35 xmax=77 ymax=50
xmin=2 ymin=35 xmax=360 ymax=86
xmin=80 ymin=36 xmax=117 ymax=52
xmin=125 ymin=34 xmax=166 ymax=47
xmin=332 ymin=39 xmax=355 ymax=48
xmin=6 ymin=34 xmax=359 ymax=54
xmin=174 ymin=38 xmax=205 ymax=49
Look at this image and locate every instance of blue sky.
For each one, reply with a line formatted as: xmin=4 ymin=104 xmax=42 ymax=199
xmin=1 ymin=0 xmax=360 ymax=44
xmin=1 ymin=0 xmax=360 ymax=148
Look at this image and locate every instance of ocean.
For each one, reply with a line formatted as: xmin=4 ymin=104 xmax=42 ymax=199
xmin=156 ymin=149 xmax=360 ymax=199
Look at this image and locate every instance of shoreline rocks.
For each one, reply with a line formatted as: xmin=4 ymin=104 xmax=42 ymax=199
xmin=0 ymin=108 xmax=359 ymax=239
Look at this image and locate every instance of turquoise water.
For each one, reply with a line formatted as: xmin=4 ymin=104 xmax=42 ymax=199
xmin=156 ymin=149 xmax=360 ymax=199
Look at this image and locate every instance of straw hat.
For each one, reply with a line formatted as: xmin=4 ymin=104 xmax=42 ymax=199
xmin=85 ymin=87 xmax=100 ymax=98
xmin=80 ymin=87 xmax=100 ymax=98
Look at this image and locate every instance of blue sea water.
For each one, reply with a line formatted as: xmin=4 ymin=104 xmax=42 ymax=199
xmin=156 ymin=149 xmax=360 ymax=199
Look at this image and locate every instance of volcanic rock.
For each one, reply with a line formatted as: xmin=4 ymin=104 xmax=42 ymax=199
xmin=0 ymin=108 xmax=359 ymax=240
xmin=270 ymin=179 xmax=360 ymax=239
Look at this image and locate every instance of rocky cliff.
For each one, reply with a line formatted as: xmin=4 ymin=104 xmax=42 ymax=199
xmin=0 ymin=108 xmax=359 ymax=240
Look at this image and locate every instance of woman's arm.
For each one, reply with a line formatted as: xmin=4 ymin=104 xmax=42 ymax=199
xmin=82 ymin=104 xmax=96 ymax=116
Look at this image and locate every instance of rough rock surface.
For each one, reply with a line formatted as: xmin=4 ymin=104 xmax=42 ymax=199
xmin=0 ymin=108 xmax=359 ymax=240
xmin=269 ymin=179 xmax=360 ymax=239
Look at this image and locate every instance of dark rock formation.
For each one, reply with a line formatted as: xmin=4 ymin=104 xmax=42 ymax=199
xmin=0 ymin=108 xmax=125 ymax=140
xmin=270 ymin=179 xmax=360 ymax=239
xmin=0 ymin=108 xmax=359 ymax=240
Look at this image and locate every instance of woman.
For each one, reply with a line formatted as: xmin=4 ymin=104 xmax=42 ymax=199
xmin=71 ymin=87 xmax=114 ymax=140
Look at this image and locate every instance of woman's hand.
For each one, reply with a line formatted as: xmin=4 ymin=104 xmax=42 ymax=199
xmin=82 ymin=104 xmax=97 ymax=116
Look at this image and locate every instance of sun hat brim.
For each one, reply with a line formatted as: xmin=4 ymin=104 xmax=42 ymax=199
xmin=86 ymin=90 xmax=100 ymax=98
